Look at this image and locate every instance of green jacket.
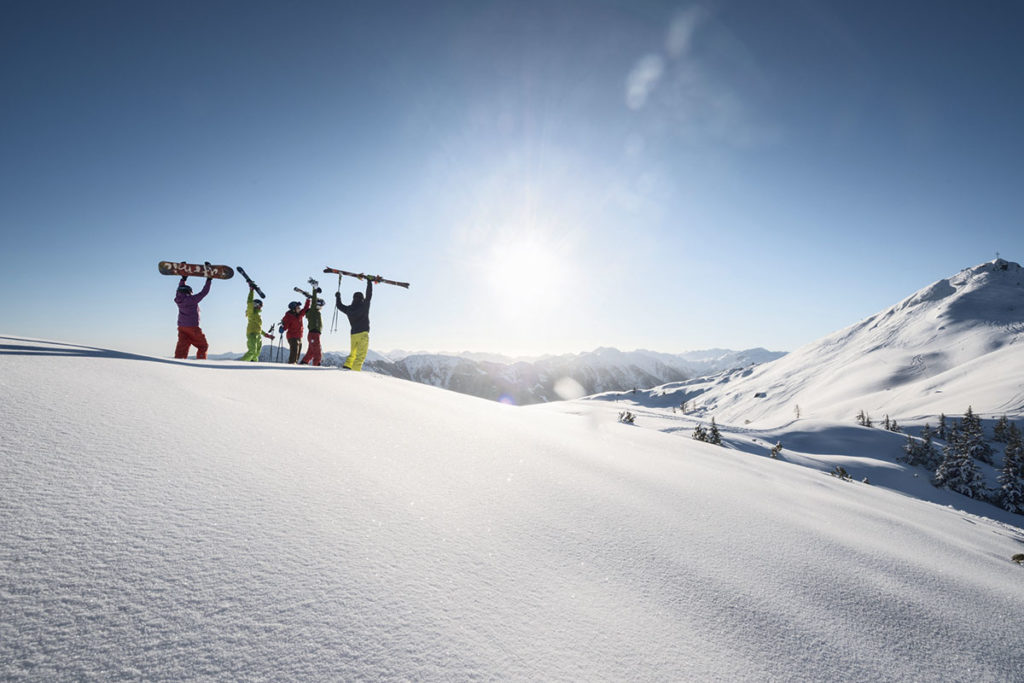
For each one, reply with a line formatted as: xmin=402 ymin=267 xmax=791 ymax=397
xmin=306 ymin=300 xmax=323 ymax=334
xmin=245 ymin=289 xmax=263 ymax=335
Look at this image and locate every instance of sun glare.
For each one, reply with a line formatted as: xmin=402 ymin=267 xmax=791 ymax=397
xmin=485 ymin=235 xmax=567 ymax=315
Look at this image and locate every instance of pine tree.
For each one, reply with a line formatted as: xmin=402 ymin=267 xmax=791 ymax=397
xmin=934 ymin=427 xmax=988 ymax=499
xmin=937 ymin=413 xmax=948 ymax=440
xmin=961 ymin=406 xmax=993 ymax=464
xmin=708 ymin=418 xmax=722 ymax=446
xmin=692 ymin=424 xmax=708 ymax=442
xmin=920 ymin=425 xmax=941 ymax=469
xmin=883 ymin=414 xmax=891 ymax=431
xmin=993 ymin=415 xmax=1010 ymax=443
xmin=904 ymin=426 xmax=938 ymax=468
xmin=998 ymin=423 xmax=1024 ymax=514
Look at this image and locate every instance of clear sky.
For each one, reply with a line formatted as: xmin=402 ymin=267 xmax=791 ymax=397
xmin=2 ymin=1 xmax=1022 ymax=358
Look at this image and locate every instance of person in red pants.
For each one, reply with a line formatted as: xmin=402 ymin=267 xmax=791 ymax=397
xmin=174 ymin=269 xmax=213 ymax=359
xmin=300 ymin=294 xmax=325 ymax=366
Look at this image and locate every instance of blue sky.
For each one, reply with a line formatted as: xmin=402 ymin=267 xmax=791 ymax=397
xmin=2 ymin=1 xmax=1022 ymax=358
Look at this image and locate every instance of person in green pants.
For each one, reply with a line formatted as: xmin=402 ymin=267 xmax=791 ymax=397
xmin=240 ymin=285 xmax=273 ymax=362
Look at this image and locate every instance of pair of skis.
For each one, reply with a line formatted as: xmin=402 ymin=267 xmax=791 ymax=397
xmin=323 ymin=267 xmax=410 ymax=289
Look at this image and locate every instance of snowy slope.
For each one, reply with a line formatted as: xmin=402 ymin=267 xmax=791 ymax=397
xmin=631 ymin=259 xmax=1024 ymax=427
xmin=2 ymin=335 xmax=1023 ymax=681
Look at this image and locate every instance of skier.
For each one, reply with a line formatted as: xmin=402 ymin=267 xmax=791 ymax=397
xmin=173 ymin=266 xmax=213 ymax=359
xmin=240 ymin=285 xmax=274 ymax=362
xmin=280 ymin=299 xmax=310 ymax=364
xmin=300 ymin=289 xmax=325 ymax=366
xmin=335 ymin=274 xmax=376 ymax=371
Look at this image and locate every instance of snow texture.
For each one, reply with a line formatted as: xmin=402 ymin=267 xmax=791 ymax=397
xmin=2 ymin=330 xmax=1023 ymax=681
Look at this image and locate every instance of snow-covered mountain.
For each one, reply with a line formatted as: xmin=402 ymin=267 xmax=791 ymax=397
xmin=607 ymin=259 xmax=1024 ymax=428
xmin=356 ymin=346 xmax=784 ymax=404
xmin=218 ymin=340 xmax=783 ymax=406
xmin=2 ymin=334 xmax=1023 ymax=680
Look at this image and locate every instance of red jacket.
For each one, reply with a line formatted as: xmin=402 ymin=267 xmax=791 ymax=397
xmin=281 ymin=299 xmax=310 ymax=340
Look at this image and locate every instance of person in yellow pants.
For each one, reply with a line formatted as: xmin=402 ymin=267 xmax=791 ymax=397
xmin=334 ymin=274 xmax=376 ymax=371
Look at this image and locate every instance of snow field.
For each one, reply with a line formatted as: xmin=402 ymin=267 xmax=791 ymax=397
xmin=2 ymin=336 xmax=1024 ymax=681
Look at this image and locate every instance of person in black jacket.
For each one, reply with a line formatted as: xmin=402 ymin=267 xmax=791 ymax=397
xmin=335 ymin=274 xmax=377 ymax=371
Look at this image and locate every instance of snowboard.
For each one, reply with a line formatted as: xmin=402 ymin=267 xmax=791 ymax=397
xmin=159 ymin=261 xmax=234 ymax=279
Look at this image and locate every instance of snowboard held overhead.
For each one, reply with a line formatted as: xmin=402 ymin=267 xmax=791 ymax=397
xmin=159 ymin=261 xmax=234 ymax=280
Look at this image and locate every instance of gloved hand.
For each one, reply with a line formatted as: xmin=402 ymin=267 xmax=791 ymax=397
xmin=278 ymin=325 xmax=285 ymax=335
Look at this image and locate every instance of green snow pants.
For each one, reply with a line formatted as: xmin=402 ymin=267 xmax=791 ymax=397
xmin=241 ymin=332 xmax=263 ymax=362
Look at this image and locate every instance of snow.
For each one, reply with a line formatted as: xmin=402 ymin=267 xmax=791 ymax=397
xmin=617 ymin=259 xmax=1024 ymax=428
xmin=2 ymin=332 xmax=1023 ymax=681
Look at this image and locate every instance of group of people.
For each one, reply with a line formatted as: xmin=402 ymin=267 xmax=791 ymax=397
xmin=173 ymin=273 xmax=377 ymax=371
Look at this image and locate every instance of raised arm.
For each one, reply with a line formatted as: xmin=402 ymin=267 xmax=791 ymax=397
xmin=193 ymin=277 xmax=213 ymax=303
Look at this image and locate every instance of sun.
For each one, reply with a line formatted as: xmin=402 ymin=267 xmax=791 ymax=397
xmin=485 ymin=234 xmax=568 ymax=315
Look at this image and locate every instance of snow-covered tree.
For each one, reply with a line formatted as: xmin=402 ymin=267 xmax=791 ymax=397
xmin=993 ymin=415 xmax=1011 ymax=443
xmin=960 ymin=406 xmax=993 ymax=464
xmin=919 ymin=425 xmax=941 ymax=469
xmin=934 ymin=428 xmax=988 ymax=499
xmin=998 ymin=423 xmax=1024 ymax=514
xmin=937 ymin=413 xmax=948 ymax=440
xmin=708 ymin=418 xmax=722 ymax=446
xmin=692 ymin=424 xmax=708 ymax=442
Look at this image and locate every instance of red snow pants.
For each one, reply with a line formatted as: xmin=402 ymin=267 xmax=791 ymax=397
xmin=175 ymin=326 xmax=208 ymax=359
xmin=301 ymin=332 xmax=322 ymax=366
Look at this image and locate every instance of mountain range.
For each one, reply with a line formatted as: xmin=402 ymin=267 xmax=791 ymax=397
xmin=232 ymin=346 xmax=784 ymax=404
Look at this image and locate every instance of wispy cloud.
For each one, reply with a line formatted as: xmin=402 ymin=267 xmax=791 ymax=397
xmin=625 ymin=4 xmax=778 ymax=149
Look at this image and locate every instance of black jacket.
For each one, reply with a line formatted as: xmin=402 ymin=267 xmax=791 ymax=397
xmin=335 ymin=279 xmax=372 ymax=334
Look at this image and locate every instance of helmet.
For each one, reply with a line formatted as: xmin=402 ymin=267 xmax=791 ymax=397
xmin=352 ymin=292 xmax=364 ymax=304
xmin=316 ymin=299 xmax=325 ymax=307
xmin=252 ymin=299 xmax=263 ymax=308
xmin=177 ymin=284 xmax=193 ymax=295
xmin=288 ymin=301 xmax=301 ymax=311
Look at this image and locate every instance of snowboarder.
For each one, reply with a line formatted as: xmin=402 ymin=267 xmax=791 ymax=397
xmin=173 ymin=267 xmax=213 ymax=359
xmin=300 ymin=290 xmax=325 ymax=367
xmin=335 ymin=274 xmax=376 ymax=371
xmin=240 ymin=285 xmax=274 ymax=362
xmin=280 ymin=299 xmax=310 ymax=364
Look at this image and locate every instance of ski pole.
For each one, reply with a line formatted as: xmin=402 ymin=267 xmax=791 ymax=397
xmin=330 ymin=273 xmax=342 ymax=333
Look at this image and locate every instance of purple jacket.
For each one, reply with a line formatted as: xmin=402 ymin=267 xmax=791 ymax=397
xmin=174 ymin=277 xmax=212 ymax=327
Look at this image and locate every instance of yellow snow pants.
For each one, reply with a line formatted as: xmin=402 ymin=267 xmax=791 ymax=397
xmin=344 ymin=331 xmax=369 ymax=371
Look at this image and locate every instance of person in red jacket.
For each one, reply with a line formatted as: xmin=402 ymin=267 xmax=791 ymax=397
xmin=280 ymin=299 xmax=310 ymax=364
